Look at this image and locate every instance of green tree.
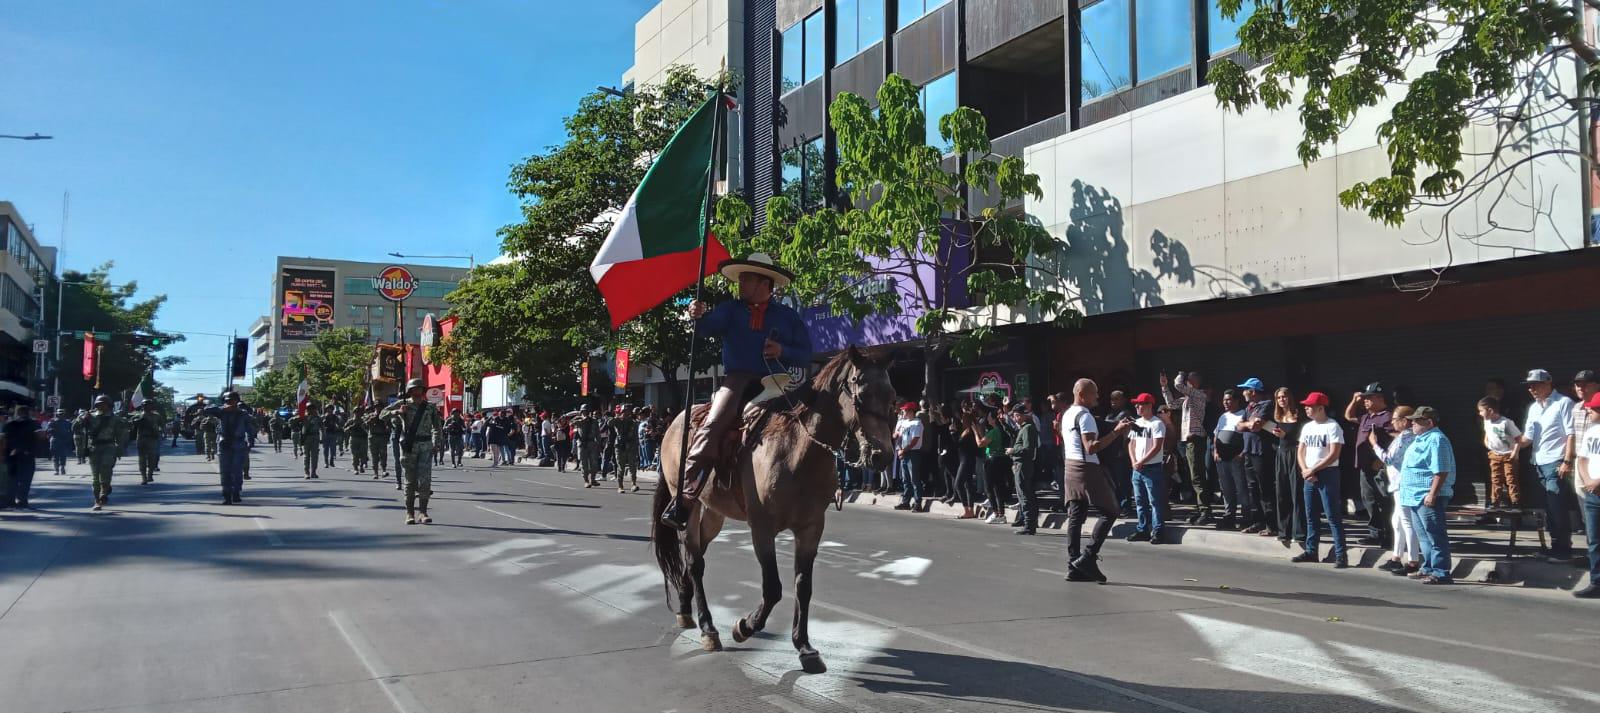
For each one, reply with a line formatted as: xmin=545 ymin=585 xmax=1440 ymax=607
xmin=716 ymin=74 xmax=1069 ymax=403
xmin=1209 ymin=0 xmax=1592 ymax=230
xmin=52 ymin=262 xmax=185 ymax=410
xmin=284 ymin=327 xmax=373 ymax=408
xmin=245 ymin=366 xmax=298 ymax=411
xmin=443 ymin=66 xmax=732 ymax=405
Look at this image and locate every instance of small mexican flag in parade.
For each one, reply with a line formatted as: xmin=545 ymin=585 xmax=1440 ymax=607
xmin=129 ymin=372 xmax=151 ymax=409
xmin=589 ymin=92 xmax=732 ymax=328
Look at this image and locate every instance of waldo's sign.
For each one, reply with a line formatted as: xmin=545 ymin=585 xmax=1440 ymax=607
xmin=374 ymin=265 xmax=418 ymax=302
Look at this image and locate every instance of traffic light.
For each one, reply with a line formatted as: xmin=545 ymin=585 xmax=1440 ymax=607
xmin=231 ymin=338 xmax=248 ymax=377
xmin=127 ymin=333 xmax=165 ymax=348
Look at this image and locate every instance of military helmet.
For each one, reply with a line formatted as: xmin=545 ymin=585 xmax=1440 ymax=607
xmin=94 ymin=394 xmax=112 ymax=405
xmin=580 ymin=403 xmax=592 ymax=413
xmin=222 ymin=391 xmax=240 ymax=403
xmin=406 ymin=377 xmax=427 ymax=392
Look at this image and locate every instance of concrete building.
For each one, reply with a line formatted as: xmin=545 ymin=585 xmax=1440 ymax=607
xmin=738 ymin=1 xmax=1599 ymax=491
xmin=256 ymin=257 xmax=466 ymax=375
xmin=0 ymin=202 xmax=57 ymax=407
xmin=624 ymin=0 xmax=747 ymax=190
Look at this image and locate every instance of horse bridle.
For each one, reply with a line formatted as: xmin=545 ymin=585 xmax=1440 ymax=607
xmin=764 ymin=361 xmax=891 ymax=469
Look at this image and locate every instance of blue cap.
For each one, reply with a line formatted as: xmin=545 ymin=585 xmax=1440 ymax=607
xmin=1237 ymin=377 xmax=1264 ymax=391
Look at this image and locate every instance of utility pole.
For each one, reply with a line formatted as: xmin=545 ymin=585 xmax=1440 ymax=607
xmin=52 ymin=191 xmax=67 ymax=407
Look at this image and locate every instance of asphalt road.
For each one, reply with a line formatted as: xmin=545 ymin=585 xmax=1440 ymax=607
xmin=2 ymin=445 xmax=1598 ymax=713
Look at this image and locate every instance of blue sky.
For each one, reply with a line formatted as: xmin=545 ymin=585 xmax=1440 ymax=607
xmin=0 ymin=0 xmax=654 ymax=394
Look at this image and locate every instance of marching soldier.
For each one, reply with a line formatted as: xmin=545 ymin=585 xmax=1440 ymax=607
xmin=364 ymin=405 xmax=392 ymax=483
xmin=203 ymin=391 xmax=255 ymax=504
xmin=289 ymin=411 xmax=304 ymax=458
xmin=382 ymin=378 xmax=444 ymax=525
xmin=132 ymin=403 xmax=164 ymax=484
xmin=346 ymin=412 xmax=369 ymax=474
xmin=611 ymin=407 xmax=640 ymax=493
xmin=72 ymin=409 xmax=90 ymax=465
xmin=572 ymin=403 xmax=600 ymax=487
xmin=270 ymin=404 xmax=289 ymax=452
xmin=321 ymin=403 xmax=341 ymax=469
xmin=444 ymin=410 xmax=466 ymax=468
xmin=300 ymin=402 xmax=322 ymax=479
xmin=84 ymin=395 xmax=128 ymax=511
xmin=200 ymin=411 xmax=219 ymax=461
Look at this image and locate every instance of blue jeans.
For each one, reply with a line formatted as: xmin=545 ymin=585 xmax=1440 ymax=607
xmin=1408 ymin=501 xmax=1452 ymax=579
xmin=1304 ymin=468 xmax=1346 ymax=557
xmin=1537 ymin=462 xmax=1573 ymax=556
xmin=1582 ymin=490 xmax=1600 ymax=586
xmin=898 ymin=451 xmax=923 ymax=507
xmin=1216 ymin=456 xmax=1251 ymax=521
xmin=1132 ymin=462 xmax=1168 ymax=535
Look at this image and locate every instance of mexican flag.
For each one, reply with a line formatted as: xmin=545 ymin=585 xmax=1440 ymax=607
xmin=295 ymin=367 xmax=311 ymax=417
xmin=589 ymin=93 xmax=731 ymax=329
xmin=130 ymin=372 xmax=150 ymax=409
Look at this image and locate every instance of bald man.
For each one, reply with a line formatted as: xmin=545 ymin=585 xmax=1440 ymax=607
xmin=1062 ymin=378 xmax=1133 ymax=583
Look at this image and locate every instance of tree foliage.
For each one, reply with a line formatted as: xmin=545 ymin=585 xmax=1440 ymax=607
xmin=52 ymin=262 xmax=184 ymax=411
xmin=1209 ymin=0 xmax=1590 ymax=228
xmin=441 ymin=66 xmax=733 ymax=405
xmin=284 ymin=327 xmax=374 ymax=408
xmin=244 ymin=366 xmax=298 ymax=411
xmin=716 ymin=74 xmax=1068 ymax=400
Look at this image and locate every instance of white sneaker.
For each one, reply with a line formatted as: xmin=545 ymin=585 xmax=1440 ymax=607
xmin=984 ymin=514 xmax=1002 ymax=524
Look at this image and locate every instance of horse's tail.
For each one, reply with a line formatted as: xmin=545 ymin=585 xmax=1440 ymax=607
xmin=650 ymin=480 xmax=686 ymax=609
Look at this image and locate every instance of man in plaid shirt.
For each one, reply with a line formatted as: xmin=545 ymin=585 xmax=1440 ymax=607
xmin=1162 ymin=371 xmax=1215 ymax=525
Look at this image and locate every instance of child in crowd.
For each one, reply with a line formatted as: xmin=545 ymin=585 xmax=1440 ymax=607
xmin=1478 ymin=396 xmax=1522 ymax=509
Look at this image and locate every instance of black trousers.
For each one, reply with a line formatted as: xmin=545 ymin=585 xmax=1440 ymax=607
xmin=1013 ymin=460 xmax=1038 ymax=528
xmin=1359 ymin=464 xmax=1391 ymax=542
xmin=1242 ymin=452 xmax=1275 ymax=529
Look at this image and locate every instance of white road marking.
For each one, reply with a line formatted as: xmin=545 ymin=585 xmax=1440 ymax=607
xmin=760 ymin=694 xmax=817 ymax=713
xmin=475 ymin=505 xmax=558 ymax=530
xmin=1129 ymin=584 xmax=1600 ymax=671
xmin=737 ymin=582 xmax=1214 ymax=713
xmin=252 ymin=517 xmax=283 ymax=546
xmin=855 ymin=556 xmax=931 ymax=586
xmin=514 ymin=477 xmax=581 ymax=491
xmin=329 ymin=610 xmax=429 ymax=713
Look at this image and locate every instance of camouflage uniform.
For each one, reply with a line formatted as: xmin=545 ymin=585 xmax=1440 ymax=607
xmin=133 ymin=407 xmax=164 ymax=484
xmin=365 ymin=409 xmax=391 ymax=480
xmin=300 ymin=411 xmax=323 ymax=478
xmin=84 ymin=405 xmax=128 ymax=509
xmin=383 ymin=397 xmax=444 ymax=523
xmin=346 ymin=416 xmax=369 ymax=474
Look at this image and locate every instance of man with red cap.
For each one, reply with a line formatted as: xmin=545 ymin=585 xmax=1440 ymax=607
xmin=894 ymin=402 xmax=926 ymax=511
xmin=1125 ymin=393 xmax=1169 ymax=543
xmin=1293 ymin=392 xmax=1349 ymax=568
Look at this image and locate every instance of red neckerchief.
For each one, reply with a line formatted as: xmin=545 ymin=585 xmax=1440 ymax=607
xmin=747 ymin=300 xmax=768 ymax=331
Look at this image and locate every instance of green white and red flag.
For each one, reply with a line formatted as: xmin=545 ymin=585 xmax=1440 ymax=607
xmin=589 ymin=93 xmax=731 ymax=329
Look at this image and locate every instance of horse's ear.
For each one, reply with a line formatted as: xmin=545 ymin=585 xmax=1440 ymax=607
xmin=846 ymin=345 xmax=864 ymax=367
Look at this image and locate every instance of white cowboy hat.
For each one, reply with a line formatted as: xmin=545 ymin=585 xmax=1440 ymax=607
xmin=718 ymin=252 xmax=794 ymax=289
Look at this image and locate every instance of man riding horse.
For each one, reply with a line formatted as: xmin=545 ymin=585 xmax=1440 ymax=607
xmin=658 ymin=252 xmax=813 ymax=531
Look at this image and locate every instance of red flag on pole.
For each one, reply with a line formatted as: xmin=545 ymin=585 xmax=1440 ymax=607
xmin=82 ymin=332 xmax=96 ymax=381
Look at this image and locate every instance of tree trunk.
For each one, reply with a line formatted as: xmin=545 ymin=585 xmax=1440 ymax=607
xmin=922 ymin=335 xmax=951 ymax=409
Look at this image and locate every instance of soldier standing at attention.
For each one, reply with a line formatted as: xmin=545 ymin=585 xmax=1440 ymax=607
xmin=611 ymin=407 xmax=641 ymax=492
xmin=365 ymin=405 xmax=392 ymax=482
xmin=85 ymin=395 xmax=128 ymax=511
xmin=72 ymin=408 xmax=90 ymax=465
xmin=383 ymin=378 xmax=444 ymax=524
xmin=573 ymin=404 xmax=600 ymax=487
xmin=444 ymin=410 xmax=466 ymax=468
xmin=346 ymin=413 xmax=369 ymax=474
xmin=289 ymin=411 xmax=304 ymax=458
xmin=300 ymin=402 xmax=322 ymax=479
xmin=321 ymin=403 xmax=341 ymax=470
xmin=133 ymin=404 xmax=164 ymax=485
xmin=204 ymin=391 xmax=255 ymax=505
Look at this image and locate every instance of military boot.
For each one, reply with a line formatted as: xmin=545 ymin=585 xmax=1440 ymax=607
xmin=404 ymin=493 xmax=416 ymax=525
xmin=418 ymin=497 xmax=432 ymax=525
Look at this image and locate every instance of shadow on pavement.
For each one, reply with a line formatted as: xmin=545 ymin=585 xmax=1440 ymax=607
xmin=1147 ymin=584 xmax=1445 ymax=610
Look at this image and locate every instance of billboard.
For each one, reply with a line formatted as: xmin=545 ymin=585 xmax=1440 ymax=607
xmin=280 ymin=268 xmax=336 ymax=341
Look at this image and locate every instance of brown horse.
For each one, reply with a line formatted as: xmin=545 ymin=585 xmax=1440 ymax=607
xmin=650 ymin=347 xmax=896 ymax=673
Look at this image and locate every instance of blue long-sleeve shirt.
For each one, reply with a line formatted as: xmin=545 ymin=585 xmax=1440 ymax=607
xmin=695 ymin=298 xmax=812 ymax=376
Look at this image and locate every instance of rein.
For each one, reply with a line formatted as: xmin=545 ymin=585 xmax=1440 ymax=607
xmin=760 ymin=360 xmax=878 ymax=470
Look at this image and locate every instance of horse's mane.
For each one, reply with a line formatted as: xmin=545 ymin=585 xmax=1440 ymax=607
xmin=754 ymin=347 xmax=886 ymax=436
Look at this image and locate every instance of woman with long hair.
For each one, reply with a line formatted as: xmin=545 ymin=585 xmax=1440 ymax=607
xmin=952 ymin=407 xmax=980 ymax=519
xmin=1270 ymin=387 xmax=1306 ymax=547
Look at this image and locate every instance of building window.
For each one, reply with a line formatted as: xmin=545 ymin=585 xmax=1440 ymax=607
xmin=804 ymin=10 xmax=825 ymax=83
xmin=1 ymin=274 xmax=39 ymax=322
xmin=919 ymin=72 xmax=958 ymax=154
xmin=1079 ymin=0 xmax=1131 ymax=102
xmin=896 ymin=0 xmax=948 ymax=31
xmin=781 ymin=137 xmax=826 ymax=210
xmin=1207 ymin=0 xmax=1248 ymax=56
xmin=836 ymin=0 xmax=884 ymax=62
xmin=781 ymin=10 xmax=826 ymax=94
xmin=1136 ymin=0 xmax=1192 ymax=81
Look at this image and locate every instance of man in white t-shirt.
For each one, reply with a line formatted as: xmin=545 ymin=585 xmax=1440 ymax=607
xmin=1519 ymin=368 xmax=1577 ymax=561
xmin=1293 ymin=392 xmax=1349 ymax=568
xmin=1125 ymin=393 xmax=1169 ymax=544
xmin=1573 ymin=391 xmax=1600 ymax=599
xmin=894 ymin=403 xmax=926 ymax=511
xmin=1062 ymin=379 xmax=1134 ymax=583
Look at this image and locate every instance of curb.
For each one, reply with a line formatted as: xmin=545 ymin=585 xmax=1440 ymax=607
xmin=841 ymin=490 xmax=1592 ymax=593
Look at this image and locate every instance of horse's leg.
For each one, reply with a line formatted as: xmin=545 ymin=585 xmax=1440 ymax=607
xmin=732 ymin=518 xmax=782 ymax=643
xmin=791 ymin=521 xmax=826 ymax=673
xmin=673 ymin=556 xmax=695 ymax=630
xmin=692 ymin=508 xmax=725 ymax=651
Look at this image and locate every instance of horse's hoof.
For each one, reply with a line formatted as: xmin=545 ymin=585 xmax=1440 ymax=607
xmin=701 ymin=633 xmax=723 ymax=652
xmin=799 ymin=652 xmax=827 ymax=674
xmin=674 ymin=614 xmax=694 ymax=629
xmin=731 ymin=619 xmax=753 ymax=643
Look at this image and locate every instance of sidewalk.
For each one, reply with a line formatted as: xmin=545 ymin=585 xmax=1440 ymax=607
xmin=844 ymin=489 xmax=1594 ymax=594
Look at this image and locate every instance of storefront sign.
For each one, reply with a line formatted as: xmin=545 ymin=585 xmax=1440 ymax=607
xmin=373 ymin=265 xmax=418 ymax=302
xmin=280 ymin=268 xmax=336 ymax=341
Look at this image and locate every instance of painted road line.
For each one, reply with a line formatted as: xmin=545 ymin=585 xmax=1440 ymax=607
xmin=329 ymin=610 xmax=429 ymax=713
xmin=514 ymin=477 xmax=582 ymax=491
xmin=475 ymin=504 xmax=559 ymax=530
xmin=1124 ymin=583 xmax=1600 ymax=672
xmin=738 ymin=582 xmax=1214 ymax=713
xmin=253 ymin=517 xmax=284 ymax=546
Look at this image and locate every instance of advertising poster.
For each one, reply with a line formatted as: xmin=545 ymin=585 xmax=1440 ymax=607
xmin=280 ymin=268 xmax=336 ymax=341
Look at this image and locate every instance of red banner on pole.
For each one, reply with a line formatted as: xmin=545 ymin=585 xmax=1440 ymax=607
xmin=580 ymin=361 xmax=589 ymax=397
xmin=614 ymin=350 xmax=630 ymax=390
xmin=82 ymin=332 xmax=96 ymax=382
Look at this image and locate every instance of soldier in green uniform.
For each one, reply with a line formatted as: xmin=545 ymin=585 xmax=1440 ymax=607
xmin=320 ymin=403 xmax=341 ymax=469
xmin=289 ymin=412 xmax=304 ymax=458
xmin=365 ymin=404 xmax=392 ymax=483
xmin=383 ymin=379 xmax=444 ymax=524
xmin=72 ymin=409 xmax=90 ymax=465
xmin=300 ymin=402 xmax=322 ymax=479
xmin=270 ymin=404 xmax=289 ymax=453
xmin=84 ymin=395 xmax=128 ymax=511
xmin=346 ymin=412 xmax=369 ymax=474
xmin=200 ymin=411 xmax=218 ymax=461
xmin=611 ymin=407 xmax=640 ymax=493
xmin=132 ymin=404 xmax=165 ymax=484
xmin=572 ymin=404 xmax=601 ymax=487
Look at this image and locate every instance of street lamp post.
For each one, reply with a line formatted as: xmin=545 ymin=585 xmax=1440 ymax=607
xmin=0 ymin=133 xmax=53 ymax=141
